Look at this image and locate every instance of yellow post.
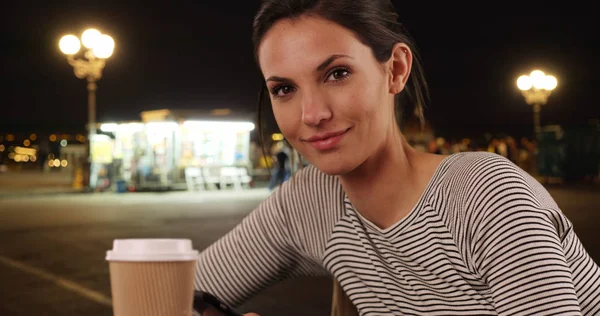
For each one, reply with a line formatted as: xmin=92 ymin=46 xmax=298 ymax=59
xmin=72 ymin=166 xmax=84 ymax=190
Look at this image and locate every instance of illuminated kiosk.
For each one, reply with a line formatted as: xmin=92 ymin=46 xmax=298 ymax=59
xmin=101 ymin=109 xmax=255 ymax=191
xmin=98 ymin=122 xmax=145 ymax=190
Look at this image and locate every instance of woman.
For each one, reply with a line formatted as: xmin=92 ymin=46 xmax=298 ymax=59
xmin=195 ymin=0 xmax=600 ymax=315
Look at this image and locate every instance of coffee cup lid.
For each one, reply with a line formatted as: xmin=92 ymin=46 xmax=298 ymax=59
xmin=106 ymin=239 xmax=199 ymax=262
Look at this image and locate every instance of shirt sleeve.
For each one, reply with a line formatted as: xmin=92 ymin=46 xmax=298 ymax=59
xmin=470 ymin=162 xmax=584 ymax=315
xmin=193 ymin=169 xmax=323 ymax=307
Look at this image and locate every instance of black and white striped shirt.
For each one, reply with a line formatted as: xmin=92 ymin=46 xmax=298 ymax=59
xmin=195 ymin=152 xmax=600 ymax=315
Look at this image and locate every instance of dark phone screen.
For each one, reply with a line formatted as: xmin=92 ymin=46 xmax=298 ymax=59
xmin=193 ymin=291 xmax=243 ymax=316
xmin=198 ymin=305 xmax=236 ymax=316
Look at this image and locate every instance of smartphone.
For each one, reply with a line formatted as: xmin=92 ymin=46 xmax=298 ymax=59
xmin=193 ymin=290 xmax=244 ymax=316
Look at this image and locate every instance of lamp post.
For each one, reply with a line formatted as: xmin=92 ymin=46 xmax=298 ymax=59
xmin=59 ymin=29 xmax=114 ymax=189
xmin=516 ymin=69 xmax=558 ymax=139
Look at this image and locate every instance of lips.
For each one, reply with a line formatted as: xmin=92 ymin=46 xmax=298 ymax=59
xmin=303 ymin=128 xmax=350 ymax=151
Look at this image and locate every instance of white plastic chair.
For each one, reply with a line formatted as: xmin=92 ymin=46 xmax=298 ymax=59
xmin=237 ymin=167 xmax=252 ymax=188
xmin=185 ymin=167 xmax=204 ymax=191
xmin=202 ymin=167 xmax=221 ymax=190
xmin=220 ymin=167 xmax=242 ymax=190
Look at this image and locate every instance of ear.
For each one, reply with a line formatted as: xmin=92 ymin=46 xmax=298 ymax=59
xmin=387 ymin=43 xmax=413 ymax=95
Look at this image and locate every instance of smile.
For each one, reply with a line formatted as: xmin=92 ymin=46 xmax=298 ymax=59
xmin=303 ymin=127 xmax=351 ymax=151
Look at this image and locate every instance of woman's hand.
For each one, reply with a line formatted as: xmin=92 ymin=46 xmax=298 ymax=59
xmin=199 ymin=311 xmax=259 ymax=316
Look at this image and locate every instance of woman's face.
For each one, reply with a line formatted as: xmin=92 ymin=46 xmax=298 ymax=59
xmin=258 ymin=16 xmax=399 ymax=175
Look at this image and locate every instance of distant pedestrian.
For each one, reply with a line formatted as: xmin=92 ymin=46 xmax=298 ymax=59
xmin=267 ymin=142 xmax=289 ymax=191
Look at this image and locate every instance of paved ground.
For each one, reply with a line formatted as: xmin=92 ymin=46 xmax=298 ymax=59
xmin=0 ymin=190 xmax=333 ymax=316
xmin=0 ymin=183 xmax=598 ymax=316
xmin=0 ymin=170 xmax=74 ymax=197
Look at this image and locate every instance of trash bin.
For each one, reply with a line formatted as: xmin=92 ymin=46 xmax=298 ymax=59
xmin=563 ymin=123 xmax=600 ymax=181
xmin=116 ymin=180 xmax=127 ymax=193
xmin=537 ymin=126 xmax=566 ymax=178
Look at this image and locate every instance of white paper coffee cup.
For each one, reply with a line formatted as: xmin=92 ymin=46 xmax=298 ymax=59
xmin=106 ymin=238 xmax=199 ymax=262
xmin=106 ymin=239 xmax=199 ymax=316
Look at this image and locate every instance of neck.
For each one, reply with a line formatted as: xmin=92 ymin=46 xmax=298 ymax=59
xmin=338 ymin=128 xmax=428 ymax=229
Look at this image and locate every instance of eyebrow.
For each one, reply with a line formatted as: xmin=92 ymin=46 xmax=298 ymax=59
xmin=266 ymin=54 xmax=353 ymax=83
xmin=316 ymin=54 xmax=352 ymax=72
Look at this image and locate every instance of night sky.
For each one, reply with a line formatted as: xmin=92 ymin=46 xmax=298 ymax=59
xmin=3 ymin=2 xmax=599 ymax=140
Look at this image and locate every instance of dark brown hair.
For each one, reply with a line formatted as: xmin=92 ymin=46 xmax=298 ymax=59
xmin=253 ymin=0 xmax=429 ymax=167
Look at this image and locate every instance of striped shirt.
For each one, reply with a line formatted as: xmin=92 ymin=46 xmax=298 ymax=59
xmin=195 ymin=152 xmax=600 ymax=315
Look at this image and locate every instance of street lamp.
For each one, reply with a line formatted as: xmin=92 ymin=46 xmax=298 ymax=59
xmin=517 ymin=69 xmax=558 ymax=138
xmin=59 ymin=28 xmax=114 ymax=135
xmin=59 ymin=28 xmax=114 ymax=189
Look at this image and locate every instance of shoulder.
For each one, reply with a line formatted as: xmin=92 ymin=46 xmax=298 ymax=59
xmin=441 ymin=151 xmax=560 ymax=214
xmin=279 ymin=164 xmax=341 ymax=194
xmin=442 ymin=152 xmax=567 ymax=233
xmin=443 ymin=151 xmax=516 ymax=177
xmin=264 ymin=165 xmax=347 ymax=253
xmin=443 ymin=151 xmax=536 ymax=195
xmin=270 ymin=164 xmax=345 ymax=215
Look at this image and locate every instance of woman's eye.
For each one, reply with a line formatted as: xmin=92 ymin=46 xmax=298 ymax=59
xmin=326 ymin=68 xmax=350 ymax=82
xmin=271 ymin=85 xmax=295 ymax=98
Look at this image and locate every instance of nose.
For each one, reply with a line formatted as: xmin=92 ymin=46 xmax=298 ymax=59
xmin=301 ymin=90 xmax=332 ymax=126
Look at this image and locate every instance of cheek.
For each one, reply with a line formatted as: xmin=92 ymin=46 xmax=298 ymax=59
xmin=273 ymin=105 xmax=306 ymax=156
xmin=272 ymin=104 xmax=300 ymax=138
xmin=338 ymin=75 xmax=387 ymax=126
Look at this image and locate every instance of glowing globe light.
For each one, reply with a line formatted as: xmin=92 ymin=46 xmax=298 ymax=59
xmin=92 ymin=34 xmax=115 ymax=58
xmin=530 ymin=70 xmax=546 ymax=89
xmin=517 ymin=75 xmax=532 ymax=91
xmin=543 ymin=75 xmax=557 ymax=91
xmin=59 ymin=35 xmax=81 ymax=55
xmin=82 ymin=29 xmax=102 ymax=49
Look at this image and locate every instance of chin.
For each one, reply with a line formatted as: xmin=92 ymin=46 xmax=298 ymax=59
xmin=310 ymin=156 xmax=357 ymax=176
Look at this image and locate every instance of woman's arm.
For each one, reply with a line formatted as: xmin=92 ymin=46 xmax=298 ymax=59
xmin=467 ymin=159 xmax=598 ymax=315
xmin=194 ymin=171 xmax=319 ymax=307
xmin=472 ymin=202 xmax=583 ymax=315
